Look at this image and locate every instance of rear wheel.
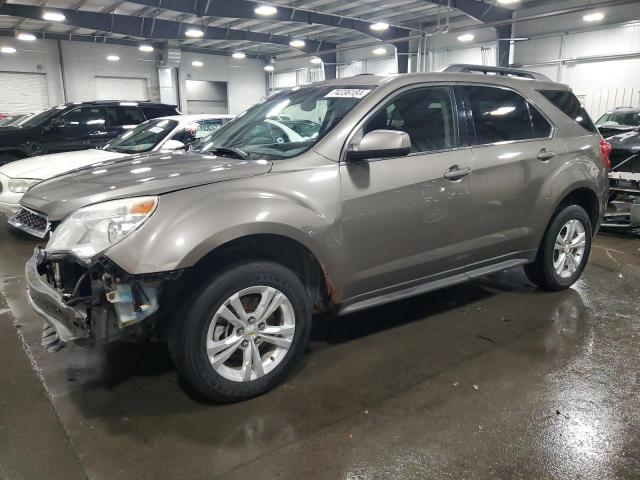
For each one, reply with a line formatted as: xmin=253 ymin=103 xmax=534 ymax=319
xmin=525 ymin=205 xmax=592 ymax=291
xmin=168 ymin=261 xmax=311 ymax=402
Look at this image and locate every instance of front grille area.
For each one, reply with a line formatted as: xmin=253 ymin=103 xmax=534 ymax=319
xmin=8 ymin=207 xmax=50 ymax=238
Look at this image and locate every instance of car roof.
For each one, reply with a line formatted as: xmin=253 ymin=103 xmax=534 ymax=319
xmin=308 ymin=70 xmax=569 ymax=92
xmin=148 ymin=114 xmax=235 ymax=125
xmin=57 ymin=100 xmax=177 ymax=108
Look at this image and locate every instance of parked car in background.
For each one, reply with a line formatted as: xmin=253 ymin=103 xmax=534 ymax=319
xmin=0 ymin=115 xmax=232 ymax=219
xmin=604 ymin=129 xmax=640 ymax=228
xmin=596 ymin=107 xmax=640 ymax=138
xmin=0 ymin=101 xmax=179 ymax=165
xmin=0 ymin=113 xmax=32 ymax=127
xmin=17 ymin=66 xmax=608 ymax=402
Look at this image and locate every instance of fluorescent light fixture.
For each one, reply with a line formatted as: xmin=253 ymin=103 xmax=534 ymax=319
xmin=497 ymin=0 xmax=520 ymax=4
xmin=370 ymin=22 xmax=389 ymax=31
xmin=264 ymin=64 xmax=275 ymax=72
xmin=310 ymin=57 xmax=322 ymax=64
xmin=373 ymin=47 xmax=387 ymax=55
xmin=17 ymin=32 xmax=36 ymax=41
xmin=457 ymin=33 xmax=474 ymax=42
xmin=42 ymin=11 xmax=65 ymax=22
xmin=120 ymin=102 xmax=138 ymax=106
xmin=139 ymin=44 xmax=154 ymax=52
xmin=289 ymin=39 xmax=305 ymax=48
xmin=192 ymin=60 xmax=204 ymax=67
xmin=1 ymin=46 xmax=17 ymax=54
xmin=255 ymin=5 xmax=277 ymax=16
xmin=583 ymin=12 xmax=604 ymax=22
xmin=107 ymin=55 xmax=120 ymax=61
xmin=185 ymin=28 xmax=204 ymax=38
xmin=232 ymin=52 xmax=246 ymax=59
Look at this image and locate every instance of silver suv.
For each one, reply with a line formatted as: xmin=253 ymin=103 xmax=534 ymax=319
xmin=18 ymin=65 xmax=609 ymax=402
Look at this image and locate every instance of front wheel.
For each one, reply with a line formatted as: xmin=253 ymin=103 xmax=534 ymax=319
xmin=524 ymin=205 xmax=592 ymax=291
xmin=168 ymin=261 xmax=311 ymax=402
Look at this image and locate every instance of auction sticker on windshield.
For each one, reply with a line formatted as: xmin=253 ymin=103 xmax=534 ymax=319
xmin=325 ymin=89 xmax=371 ymax=99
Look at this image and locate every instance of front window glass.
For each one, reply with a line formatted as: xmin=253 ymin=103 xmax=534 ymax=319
xmin=596 ymin=111 xmax=640 ymax=127
xmin=195 ymin=86 xmax=375 ymax=160
xmin=104 ymin=119 xmax=178 ymax=154
xmin=363 ymin=86 xmax=458 ymax=152
xmin=17 ymin=107 xmax=66 ymax=128
xmin=62 ymin=106 xmax=106 ymax=127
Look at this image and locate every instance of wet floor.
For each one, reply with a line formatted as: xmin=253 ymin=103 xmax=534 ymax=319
xmin=0 ymin=222 xmax=639 ymax=479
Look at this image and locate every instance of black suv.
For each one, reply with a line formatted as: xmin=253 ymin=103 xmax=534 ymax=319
xmin=0 ymin=101 xmax=179 ymax=164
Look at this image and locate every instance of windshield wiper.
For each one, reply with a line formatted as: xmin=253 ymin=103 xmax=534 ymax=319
xmin=205 ymin=146 xmax=249 ymax=160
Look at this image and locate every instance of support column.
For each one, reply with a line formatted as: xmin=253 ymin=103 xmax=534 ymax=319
xmin=496 ymin=24 xmax=513 ymax=67
xmin=396 ymin=41 xmax=409 ymax=74
xmin=321 ymin=51 xmax=338 ymax=80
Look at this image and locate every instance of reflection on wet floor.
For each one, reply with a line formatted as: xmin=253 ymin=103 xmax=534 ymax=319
xmin=0 ymin=223 xmax=639 ymax=479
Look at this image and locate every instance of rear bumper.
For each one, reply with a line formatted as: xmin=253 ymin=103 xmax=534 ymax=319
xmin=25 ymin=248 xmax=88 ymax=342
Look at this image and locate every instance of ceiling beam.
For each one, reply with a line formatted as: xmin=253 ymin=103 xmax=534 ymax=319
xmin=0 ymin=3 xmax=335 ymax=54
xmin=424 ymin=0 xmax=512 ymax=23
xmin=122 ymin=0 xmax=415 ymax=40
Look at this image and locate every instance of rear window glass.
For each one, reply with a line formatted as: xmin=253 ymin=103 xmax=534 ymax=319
xmin=538 ymin=90 xmax=597 ymax=133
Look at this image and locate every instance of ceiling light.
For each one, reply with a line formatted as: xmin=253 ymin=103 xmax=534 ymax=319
xmin=232 ymin=52 xmax=246 ymax=59
xmin=497 ymin=0 xmax=520 ymax=4
xmin=310 ymin=57 xmax=322 ymax=64
xmin=1 ymin=46 xmax=16 ymax=54
xmin=583 ymin=12 xmax=604 ymax=22
xmin=17 ymin=32 xmax=36 ymax=41
xmin=373 ymin=47 xmax=386 ymax=55
xmin=192 ymin=60 xmax=204 ymax=67
xmin=185 ymin=28 xmax=204 ymax=38
xmin=457 ymin=33 xmax=474 ymax=42
xmin=289 ymin=39 xmax=305 ymax=48
xmin=264 ymin=64 xmax=275 ymax=72
xmin=139 ymin=44 xmax=154 ymax=52
xmin=255 ymin=5 xmax=277 ymax=16
xmin=42 ymin=11 xmax=65 ymax=22
xmin=370 ymin=22 xmax=389 ymax=31
xmin=107 ymin=55 xmax=120 ymax=61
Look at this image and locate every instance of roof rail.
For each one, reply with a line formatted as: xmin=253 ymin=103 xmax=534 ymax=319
xmin=441 ymin=64 xmax=551 ymax=81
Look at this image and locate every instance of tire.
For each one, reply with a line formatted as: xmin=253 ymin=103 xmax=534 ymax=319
xmin=168 ymin=261 xmax=312 ymax=403
xmin=524 ymin=204 xmax=592 ymax=291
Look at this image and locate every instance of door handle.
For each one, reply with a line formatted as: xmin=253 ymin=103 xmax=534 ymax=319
xmin=444 ymin=165 xmax=472 ymax=181
xmin=88 ymin=130 xmax=108 ymax=136
xmin=537 ymin=149 xmax=555 ymax=161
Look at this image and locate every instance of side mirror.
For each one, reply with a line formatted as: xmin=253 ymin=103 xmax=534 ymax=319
xmin=162 ymin=139 xmax=187 ymax=151
xmin=346 ymin=129 xmax=411 ymax=162
xmin=49 ymin=117 xmax=65 ymax=130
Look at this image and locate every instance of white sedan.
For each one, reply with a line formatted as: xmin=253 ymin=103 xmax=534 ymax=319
xmin=0 ymin=114 xmax=234 ymax=217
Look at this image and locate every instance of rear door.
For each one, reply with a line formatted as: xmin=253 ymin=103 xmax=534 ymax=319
xmin=463 ymin=84 xmax=566 ymax=269
xmin=340 ymin=84 xmax=476 ymax=302
xmin=106 ymin=106 xmax=146 ymax=140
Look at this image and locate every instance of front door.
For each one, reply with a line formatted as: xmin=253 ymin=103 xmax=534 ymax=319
xmin=340 ymin=85 xmax=475 ymax=303
xmin=43 ymin=106 xmax=108 ymax=153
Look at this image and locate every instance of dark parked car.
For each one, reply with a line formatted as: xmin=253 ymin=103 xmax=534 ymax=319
xmin=0 ymin=101 xmax=179 ymax=165
xmin=596 ymin=107 xmax=640 ymax=138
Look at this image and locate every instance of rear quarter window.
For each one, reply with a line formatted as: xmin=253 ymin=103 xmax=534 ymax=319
xmin=142 ymin=106 xmax=178 ymax=119
xmin=538 ymin=90 xmax=597 ymax=133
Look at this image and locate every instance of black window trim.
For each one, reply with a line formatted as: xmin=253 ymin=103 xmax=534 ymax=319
xmin=460 ymin=83 xmax=556 ymax=149
xmin=340 ymin=82 xmax=467 ymax=163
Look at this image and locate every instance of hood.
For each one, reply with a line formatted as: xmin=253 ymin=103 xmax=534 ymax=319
xmin=598 ymin=124 xmax=637 ymax=138
xmin=607 ymin=129 xmax=640 ymax=149
xmin=0 ymin=148 xmax=127 ymax=180
xmin=21 ymin=150 xmax=273 ymax=220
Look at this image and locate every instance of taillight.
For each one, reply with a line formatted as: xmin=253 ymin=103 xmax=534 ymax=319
xmin=600 ymin=138 xmax=611 ymax=170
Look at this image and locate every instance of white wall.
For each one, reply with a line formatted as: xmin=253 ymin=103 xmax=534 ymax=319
xmin=178 ymin=51 xmax=266 ymax=115
xmin=0 ymin=38 xmax=64 ymax=106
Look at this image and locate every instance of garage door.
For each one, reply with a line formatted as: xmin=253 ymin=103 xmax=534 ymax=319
xmin=0 ymin=72 xmax=49 ymax=114
xmin=95 ymin=76 xmax=149 ymax=101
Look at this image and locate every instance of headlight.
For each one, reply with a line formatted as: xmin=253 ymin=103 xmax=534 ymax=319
xmin=46 ymin=196 xmax=158 ymax=260
xmin=8 ymin=178 xmax=39 ymax=193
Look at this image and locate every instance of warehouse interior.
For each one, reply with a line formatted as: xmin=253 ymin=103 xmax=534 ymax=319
xmin=1 ymin=0 xmax=640 ymax=479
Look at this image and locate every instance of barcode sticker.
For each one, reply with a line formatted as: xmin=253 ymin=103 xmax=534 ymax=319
xmin=325 ymin=88 xmax=371 ymax=99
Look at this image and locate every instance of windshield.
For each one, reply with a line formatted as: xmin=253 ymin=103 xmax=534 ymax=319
xmin=597 ymin=111 xmax=640 ymax=127
xmin=18 ymin=106 xmax=67 ymax=128
xmin=105 ymin=119 xmax=178 ymax=154
xmin=194 ymin=85 xmax=375 ymax=160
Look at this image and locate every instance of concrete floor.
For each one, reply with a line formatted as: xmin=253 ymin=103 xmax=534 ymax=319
xmin=1 ymin=221 xmax=639 ymax=480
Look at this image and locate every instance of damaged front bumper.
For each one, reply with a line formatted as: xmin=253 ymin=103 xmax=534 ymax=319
xmin=26 ymin=247 xmax=167 ymax=346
